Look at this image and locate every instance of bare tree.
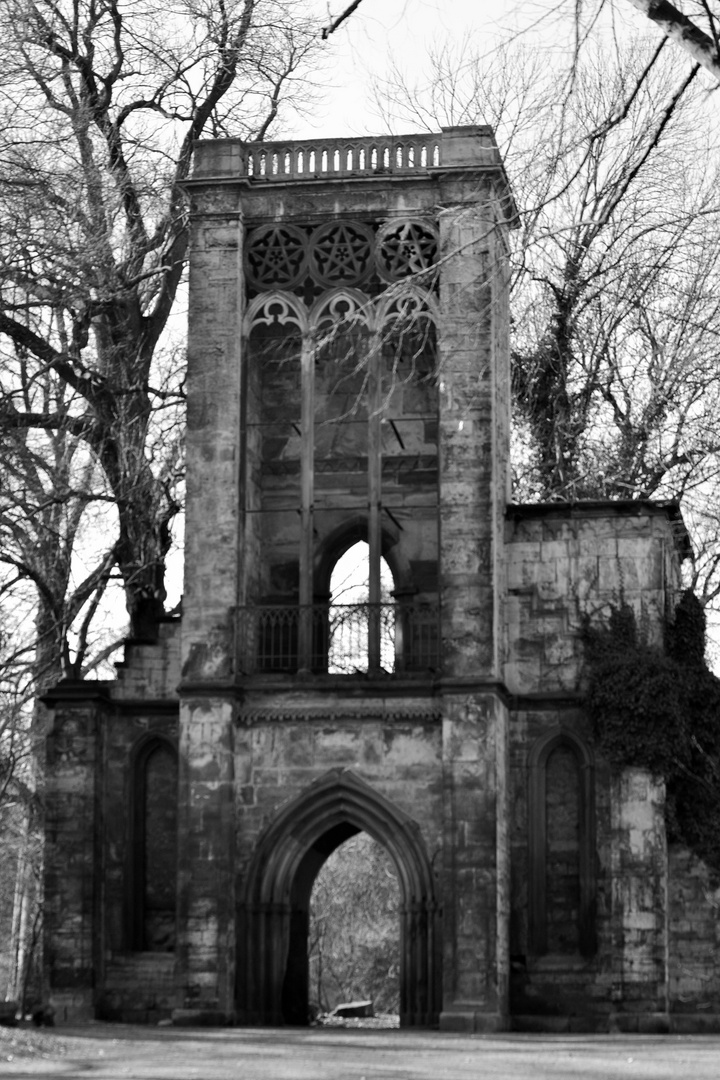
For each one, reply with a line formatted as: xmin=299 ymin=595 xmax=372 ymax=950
xmin=614 ymin=0 xmax=720 ymax=82
xmin=0 ymin=0 xmax=339 ymax=637
xmin=381 ymin=39 xmax=720 ymax=609
xmin=0 ymin=0 xmax=357 ymax=1011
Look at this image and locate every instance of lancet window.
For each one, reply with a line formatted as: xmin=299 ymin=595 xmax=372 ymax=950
xmin=527 ymin=731 xmax=597 ymax=958
xmin=128 ymin=736 xmax=178 ymax=951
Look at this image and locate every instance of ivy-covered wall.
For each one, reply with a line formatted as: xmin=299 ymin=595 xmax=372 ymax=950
xmin=504 ymin=500 xmax=720 ymax=1031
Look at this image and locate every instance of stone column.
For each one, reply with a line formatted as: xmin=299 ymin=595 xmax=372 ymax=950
xmin=174 ymin=699 xmax=236 ymax=1023
xmin=437 ymin=186 xmax=512 ymax=1031
xmin=440 ymin=694 xmax=510 ymax=1031
xmin=44 ymin=683 xmax=109 ymax=1022
xmin=609 ymin=769 xmax=669 ymax=1032
xmin=175 ymin=165 xmax=244 ymax=1023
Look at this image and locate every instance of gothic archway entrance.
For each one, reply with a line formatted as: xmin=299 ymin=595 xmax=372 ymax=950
xmin=308 ymin=831 xmax=400 ymax=1018
xmin=237 ymin=769 xmax=440 ymax=1027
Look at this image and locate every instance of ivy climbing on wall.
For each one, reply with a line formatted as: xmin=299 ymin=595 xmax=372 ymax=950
xmin=582 ymin=590 xmax=720 ymax=877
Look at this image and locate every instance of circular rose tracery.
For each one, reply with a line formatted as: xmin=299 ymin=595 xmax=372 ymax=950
xmin=309 ymin=221 xmax=374 ymax=287
xmin=245 ymin=224 xmax=307 ymax=289
xmin=377 ymin=220 xmax=438 ymax=281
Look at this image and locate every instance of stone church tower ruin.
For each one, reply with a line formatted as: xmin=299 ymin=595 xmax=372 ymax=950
xmin=42 ymin=127 xmax=720 ymax=1033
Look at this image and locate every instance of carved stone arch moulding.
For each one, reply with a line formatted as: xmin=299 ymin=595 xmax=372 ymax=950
xmin=244 ymin=223 xmax=308 ymax=290
xmin=244 ymin=291 xmax=309 ymax=336
xmin=376 ymin=282 xmax=440 ymax=326
xmin=527 ymin=727 xmax=597 ymax=959
xmin=376 ymin=219 xmax=439 ymax=283
xmin=377 ymin=285 xmax=439 ymax=388
xmin=312 ymin=513 xmax=406 ymax=599
xmin=237 ymin=768 xmax=441 ymax=1027
xmin=309 ymin=287 xmax=374 ymax=334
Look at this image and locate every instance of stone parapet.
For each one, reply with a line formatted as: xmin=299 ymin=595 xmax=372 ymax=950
xmin=192 ymin=126 xmax=514 ymax=204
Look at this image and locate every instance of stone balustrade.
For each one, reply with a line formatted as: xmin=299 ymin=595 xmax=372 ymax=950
xmin=244 ymin=135 xmax=441 ymax=180
xmin=191 ymin=126 xmax=506 ymax=182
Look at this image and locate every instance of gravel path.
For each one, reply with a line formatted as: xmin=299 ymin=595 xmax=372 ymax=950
xmin=2 ymin=1023 xmax=720 ymax=1079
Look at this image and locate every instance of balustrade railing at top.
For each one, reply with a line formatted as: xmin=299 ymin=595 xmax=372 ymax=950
xmin=242 ymin=135 xmax=441 ymax=182
xmin=240 ymin=601 xmax=440 ymax=675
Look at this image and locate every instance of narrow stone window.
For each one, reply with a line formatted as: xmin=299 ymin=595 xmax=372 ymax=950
xmin=133 ymin=740 xmax=178 ymax=951
xmin=528 ymin=730 xmax=596 ymax=958
xmin=545 ymin=744 xmax=581 ymax=954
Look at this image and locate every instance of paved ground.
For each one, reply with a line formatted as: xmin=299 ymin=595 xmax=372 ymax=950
xmin=2 ymin=1024 xmax=720 ymax=1080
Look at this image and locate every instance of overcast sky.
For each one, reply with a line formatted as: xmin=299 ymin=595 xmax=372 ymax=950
xmin=290 ymin=0 xmax=652 ymax=139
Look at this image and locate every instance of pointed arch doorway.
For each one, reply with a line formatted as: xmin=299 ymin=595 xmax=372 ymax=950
xmin=237 ymin=769 xmax=440 ymax=1027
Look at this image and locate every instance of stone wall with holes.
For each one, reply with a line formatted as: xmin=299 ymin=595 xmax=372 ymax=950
xmin=504 ymin=502 xmax=683 ymax=695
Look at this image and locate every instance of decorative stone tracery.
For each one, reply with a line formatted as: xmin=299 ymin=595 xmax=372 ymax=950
xmin=243 ymin=218 xmax=439 ymax=294
xmin=376 ymin=219 xmax=438 ymax=281
xmin=309 ymin=221 xmax=374 ymax=287
xmin=244 ymin=224 xmax=307 ymax=289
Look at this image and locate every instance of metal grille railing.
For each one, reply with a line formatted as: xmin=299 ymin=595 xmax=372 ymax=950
xmin=242 ymin=602 xmax=439 ymax=675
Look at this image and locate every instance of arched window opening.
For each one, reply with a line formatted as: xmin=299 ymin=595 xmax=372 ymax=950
xmin=132 ymin=740 xmax=178 ymax=952
xmin=242 ymin=283 xmax=440 ymax=679
xmin=248 ymin=299 xmax=304 ymax=607
xmin=328 ymin=541 xmax=394 ymax=673
xmin=308 ymin=832 xmax=400 ymax=1023
xmin=545 ymin=744 xmax=581 ymax=954
xmin=528 ymin=730 xmax=597 ymax=959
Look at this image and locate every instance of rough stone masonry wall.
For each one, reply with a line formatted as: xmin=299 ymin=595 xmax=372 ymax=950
xmin=668 ymin=845 xmax=720 ymax=1029
xmin=44 ymin=696 xmax=103 ymax=1023
xmin=436 ymin=175 xmax=512 ymax=1030
xmin=175 ymin=176 xmax=246 ymax=1020
xmin=234 ymin=701 xmax=444 ymax=875
xmin=99 ymin=624 xmax=182 ymax=1021
xmin=505 ymin=505 xmax=678 ymax=695
xmin=112 ymin=618 xmax=181 ymax=701
xmin=508 ymin=703 xmax=614 ymax=1030
xmin=505 ymin=504 xmax=681 ymax=1031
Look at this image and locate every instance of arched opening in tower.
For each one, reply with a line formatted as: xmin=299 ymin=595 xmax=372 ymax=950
xmin=308 ymin=832 xmax=400 ymax=1023
xmin=280 ymin=823 xmax=400 ymax=1026
xmin=327 ymin=540 xmax=395 ymax=673
xmin=239 ymin=771 xmax=439 ymax=1027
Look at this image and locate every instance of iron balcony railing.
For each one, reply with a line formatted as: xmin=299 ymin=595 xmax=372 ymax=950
xmin=240 ymin=602 xmax=440 ymax=675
